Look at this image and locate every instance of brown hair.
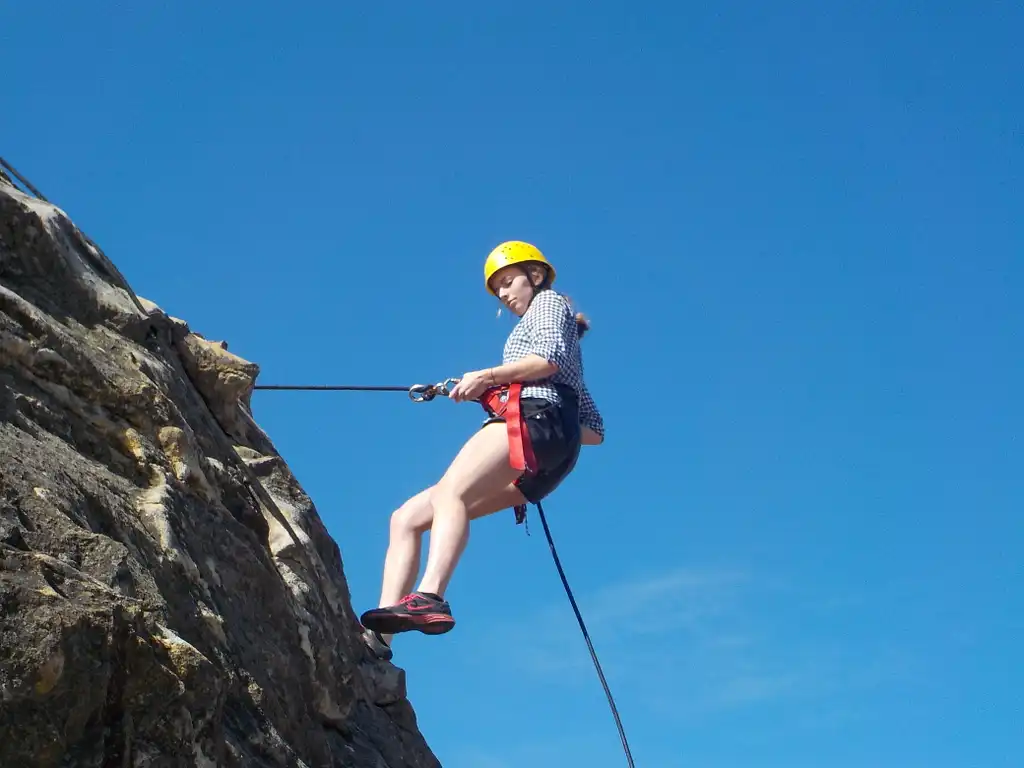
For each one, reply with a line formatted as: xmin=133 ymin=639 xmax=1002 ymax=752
xmin=560 ymin=296 xmax=591 ymax=339
xmin=574 ymin=311 xmax=590 ymax=339
xmin=524 ymin=263 xmax=592 ymax=339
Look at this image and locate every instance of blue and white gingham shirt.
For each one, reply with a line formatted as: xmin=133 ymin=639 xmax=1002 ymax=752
xmin=502 ymin=289 xmax=604 ymax=438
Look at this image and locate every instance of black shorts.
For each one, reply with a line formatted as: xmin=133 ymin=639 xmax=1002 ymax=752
xmin=482 ymin=388 xmax=581 ymax=504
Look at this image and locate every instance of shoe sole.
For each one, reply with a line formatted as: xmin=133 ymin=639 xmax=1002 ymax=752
xmin=363 ymin=612 xmax=455 ymax=636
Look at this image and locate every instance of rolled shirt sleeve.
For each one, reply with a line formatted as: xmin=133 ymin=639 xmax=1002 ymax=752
xmin=523 ymin=290 xmax=575 ymax=369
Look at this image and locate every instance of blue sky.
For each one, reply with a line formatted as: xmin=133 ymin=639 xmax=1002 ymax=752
xmin=4 ymin=2 xmax=1021 ymax=766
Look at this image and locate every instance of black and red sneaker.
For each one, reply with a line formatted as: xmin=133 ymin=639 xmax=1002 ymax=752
xmin=360 ymin=592 xmax=455 ymax=636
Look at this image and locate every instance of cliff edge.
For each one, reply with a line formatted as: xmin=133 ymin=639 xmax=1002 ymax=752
xmin=0 ymin=168 xmax=440 ymax=767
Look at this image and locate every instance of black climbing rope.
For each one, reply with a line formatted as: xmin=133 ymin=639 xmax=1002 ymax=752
xmin=253 ymin=379 xmax=459 ymax=402
xmin=0 ymin=156 xmax=50 ymax=201
xmin=534 ymin=500 xmax=636 ymax=767
xmin=255 ymin=384 xmax=409 ymax=391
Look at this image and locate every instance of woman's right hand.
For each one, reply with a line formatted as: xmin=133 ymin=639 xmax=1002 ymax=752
xmin=448 ymin=369 xmax=493 ymax=402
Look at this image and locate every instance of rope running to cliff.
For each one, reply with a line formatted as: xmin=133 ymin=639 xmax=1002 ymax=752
xmin=254 ymin=384 xmax=411 ymax=392
xmin=0 ymin=156 xmax=50 ymax=201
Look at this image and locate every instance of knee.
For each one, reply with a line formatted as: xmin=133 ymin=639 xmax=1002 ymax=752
xmin=390 ymin=490 xmax=433 ymax=536
xmin=429 ymin=480 xmax=465 ymax=510
xmin=389 ymin=506 xmax=421 ymax=537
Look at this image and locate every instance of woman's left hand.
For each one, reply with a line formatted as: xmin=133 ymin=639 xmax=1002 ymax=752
xmin=449 ymin=369 xmax=493 ymax=402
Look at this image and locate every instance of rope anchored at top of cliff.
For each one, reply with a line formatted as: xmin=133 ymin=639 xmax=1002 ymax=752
xmin=0 ymin=156 xmax=50 ymax=201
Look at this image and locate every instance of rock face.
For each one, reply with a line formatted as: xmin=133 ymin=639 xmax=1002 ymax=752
xmin=0 ymin=170 xmax=439 ymax=767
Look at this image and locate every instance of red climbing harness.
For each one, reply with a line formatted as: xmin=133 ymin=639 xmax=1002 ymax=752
xmin=479 ymin=382 xmax=538 ymax=475
xmin=479 ymin=383 xmax=536 ymax=527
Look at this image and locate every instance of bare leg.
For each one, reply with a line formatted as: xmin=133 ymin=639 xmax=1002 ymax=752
xmin=378 ymin=488 xmax=432 ymax=611
xmin=374 ymin=490 xmax=431 ymax=648
xmin=416 ymin=422 xmax=523 ymax=597
xmin=376 ymin=479 xmax=527 ymax=644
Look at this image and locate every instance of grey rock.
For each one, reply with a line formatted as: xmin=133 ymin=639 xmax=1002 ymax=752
xmin=0 ymin=175 xmax=440 ymax=766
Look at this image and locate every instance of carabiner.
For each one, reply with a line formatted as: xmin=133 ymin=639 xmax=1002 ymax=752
xmin=436 ymin=377 xmax=459 ymax=397
xmin=408 ymin=383 xmax=437 ymax=402
xmin=408 ymin=377 xmax=460 ymax=403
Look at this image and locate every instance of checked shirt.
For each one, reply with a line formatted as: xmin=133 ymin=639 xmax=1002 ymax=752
xmin=501 ymin=289 xmax=604 ymax=438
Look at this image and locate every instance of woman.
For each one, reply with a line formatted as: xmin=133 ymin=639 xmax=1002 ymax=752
xmin=359 ymin=241 xmax=604 ymax=660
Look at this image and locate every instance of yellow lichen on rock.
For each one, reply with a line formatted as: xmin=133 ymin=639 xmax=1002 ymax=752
xmin=157 ymin=426 xmax=197 ymax=483
xmin=122 ymin=427 xmax=148 ymax=463
xmin=154 ymin=425 xmax=219 ymax=504
xmin=156 ymin=625 xmax=211 ymax=681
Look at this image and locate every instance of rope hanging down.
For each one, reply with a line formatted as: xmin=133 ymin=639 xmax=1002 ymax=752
xmin=253 ymin=379 xmax=636 ymax=766
xmin=535 ymin=500 xmax=636 ymax=767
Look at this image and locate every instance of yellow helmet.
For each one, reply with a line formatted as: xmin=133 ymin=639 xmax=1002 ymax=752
xmin=483 ymin=240 xmax=556 ymax=296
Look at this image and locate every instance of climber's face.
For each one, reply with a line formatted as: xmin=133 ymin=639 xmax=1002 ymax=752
xmin=489 ymin=264 xmax=544 ymax=316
